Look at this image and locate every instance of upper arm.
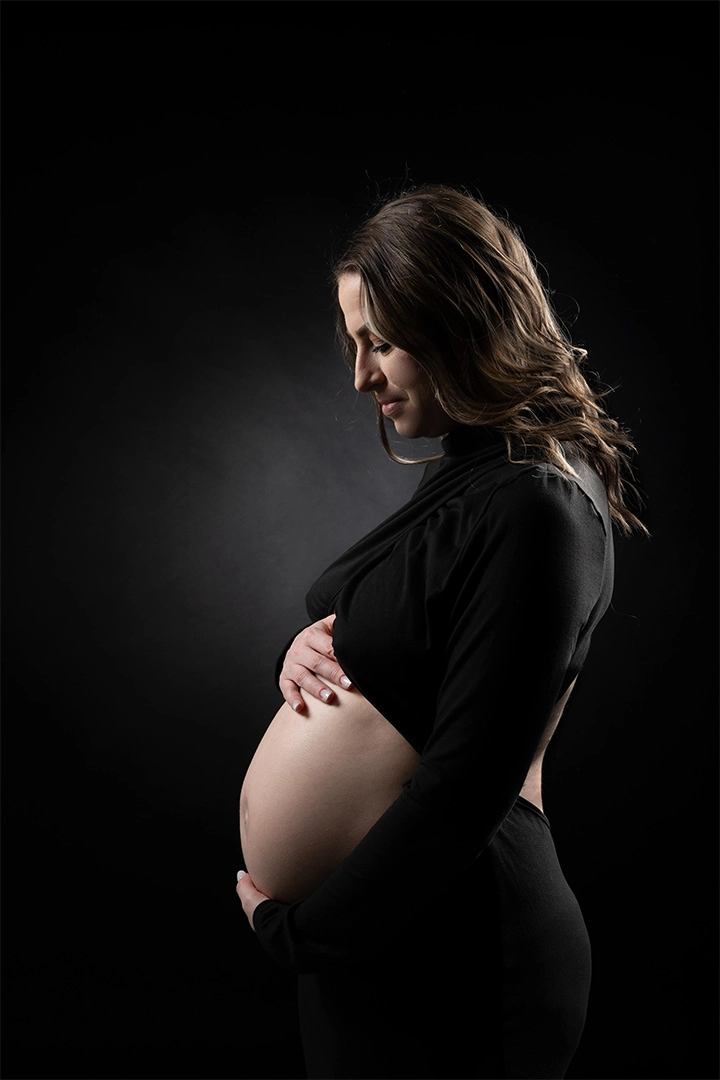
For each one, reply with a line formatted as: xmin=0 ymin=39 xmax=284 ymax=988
xmin=413 ymin=470 xmax=610 ymax=816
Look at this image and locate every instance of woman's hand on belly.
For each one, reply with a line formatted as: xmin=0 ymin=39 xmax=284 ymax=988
xmin=236 ymin=870 xmax=270 ymax=929
xmin=279 ymin=614 xmax=352 ymax=713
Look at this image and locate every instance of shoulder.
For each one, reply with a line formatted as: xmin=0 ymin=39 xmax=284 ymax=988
xmin=471 ymin=460 xmax=611 ymax=558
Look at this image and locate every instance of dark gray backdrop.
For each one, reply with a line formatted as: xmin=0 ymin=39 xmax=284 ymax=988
xmin=3 ymin=4 xmax=718 ymax=1079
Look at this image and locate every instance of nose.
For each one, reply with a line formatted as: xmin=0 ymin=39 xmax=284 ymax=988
xmin=354 ymin=347 xmax=386 ymax=394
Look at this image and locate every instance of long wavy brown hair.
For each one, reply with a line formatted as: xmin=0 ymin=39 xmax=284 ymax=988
xmin=332 ymin=184 xmax=648 ymax=537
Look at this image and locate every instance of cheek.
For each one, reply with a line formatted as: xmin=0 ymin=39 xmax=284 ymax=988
xmin=388 ymin=351 xmax=425 ymax=390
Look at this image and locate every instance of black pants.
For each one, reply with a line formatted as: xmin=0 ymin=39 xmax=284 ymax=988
xmin=297 ymin=798 xmax=591 ymax=1080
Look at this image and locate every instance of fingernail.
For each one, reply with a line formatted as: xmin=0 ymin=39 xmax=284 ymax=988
xmin=292 ymin=700 xmax=302 ymax=712
xmin=237 ymin=871 xmax=246 ymax=881
xmin=320 ymin=688 xmax=332 ymax=702
xmin=340 ymin=677 xmax=352 ymax=689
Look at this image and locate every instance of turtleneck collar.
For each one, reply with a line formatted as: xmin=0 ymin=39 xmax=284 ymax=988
xmin=440 ymin=424 xmax=505 ymax=458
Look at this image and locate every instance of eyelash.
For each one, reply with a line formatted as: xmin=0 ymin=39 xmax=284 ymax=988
xmin=371 ymin=342 xmax=392 ymax=355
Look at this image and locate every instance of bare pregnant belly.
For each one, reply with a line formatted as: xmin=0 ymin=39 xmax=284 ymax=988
xmin=239 ymin=683 xmax=420 ymax=904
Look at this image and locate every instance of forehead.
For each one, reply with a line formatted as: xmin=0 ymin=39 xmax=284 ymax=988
xmin=337 ymin=274 xmax=367 ymax=336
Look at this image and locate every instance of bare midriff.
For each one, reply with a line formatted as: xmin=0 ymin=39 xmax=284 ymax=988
xmin=240 ymin=677 xmax=577 ymax=904
xmin=239 ymin=682 xmax=420 ymax=903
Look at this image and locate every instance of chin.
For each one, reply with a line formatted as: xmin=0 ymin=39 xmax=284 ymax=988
xmin=393 ymin=421 xmax=423 ymax=440
xmin=394 ymin=421 xmax=444 ymax=441
xmin=389 ymin=403 xmax=453 ymax=441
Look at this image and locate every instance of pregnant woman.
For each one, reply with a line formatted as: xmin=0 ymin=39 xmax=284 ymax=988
xmin=236 ymin=185 xmax=648 ymax=1079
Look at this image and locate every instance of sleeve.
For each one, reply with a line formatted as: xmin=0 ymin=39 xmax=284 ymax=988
xmin=253 ymin=470 xmax=610 ymax=972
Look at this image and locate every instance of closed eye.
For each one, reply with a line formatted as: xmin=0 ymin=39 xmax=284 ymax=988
xmin=371 ymin=342 xmax=392 ymax=355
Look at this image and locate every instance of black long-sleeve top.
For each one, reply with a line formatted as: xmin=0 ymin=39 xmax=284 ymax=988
xmin=252 ymin=424 xmax=614 ymax=972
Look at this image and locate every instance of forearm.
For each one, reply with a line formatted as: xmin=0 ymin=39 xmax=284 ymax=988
xmin=251 ymin=763 xmax=521 ymax=971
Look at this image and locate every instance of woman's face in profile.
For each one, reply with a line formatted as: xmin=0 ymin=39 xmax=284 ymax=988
xmin=338 ymin=274 xmax=457 ymax=441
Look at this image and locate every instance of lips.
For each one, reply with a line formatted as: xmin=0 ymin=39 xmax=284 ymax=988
xmin=379 ymin=399 xmax=403 ymax=417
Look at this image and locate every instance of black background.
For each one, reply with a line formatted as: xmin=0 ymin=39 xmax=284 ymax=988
xmin=2 ymin=3 xmax=718 ymax=1079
